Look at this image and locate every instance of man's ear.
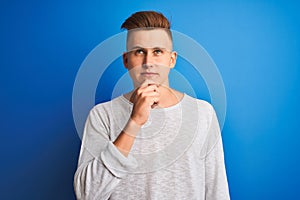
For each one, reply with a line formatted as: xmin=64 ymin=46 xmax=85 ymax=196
xmin=123 ymin=52 xmax=129 ymax=69
xmin=169 ymin=51 xmax=177 ymax=69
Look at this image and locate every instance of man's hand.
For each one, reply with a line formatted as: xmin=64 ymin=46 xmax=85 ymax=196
xmin=130 ymin=80 xmax=160 ymax=126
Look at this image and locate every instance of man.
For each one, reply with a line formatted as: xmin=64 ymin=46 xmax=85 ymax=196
xmin=74 ymin=11 xmax=230 ymax=200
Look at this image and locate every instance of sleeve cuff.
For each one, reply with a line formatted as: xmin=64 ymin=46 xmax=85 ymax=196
xmin=100 ymin=141 xmax=138 ymax=178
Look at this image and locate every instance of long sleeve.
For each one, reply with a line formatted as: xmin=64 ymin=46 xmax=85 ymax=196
xmin=204 ymin=107 xmax=230 ymax=200
xmin=74 ymin=106 xmax=137 ymax=200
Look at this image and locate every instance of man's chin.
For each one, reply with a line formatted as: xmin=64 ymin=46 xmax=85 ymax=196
xmin=141 ymin=78 xmax=159 ymax=85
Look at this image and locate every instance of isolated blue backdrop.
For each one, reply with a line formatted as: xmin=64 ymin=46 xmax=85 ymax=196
xmin=1 ymin=0 xmax=299 ymax=199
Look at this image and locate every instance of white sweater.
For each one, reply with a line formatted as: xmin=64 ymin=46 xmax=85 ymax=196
xmin=74 ymin=94 xmax=230 ymax=200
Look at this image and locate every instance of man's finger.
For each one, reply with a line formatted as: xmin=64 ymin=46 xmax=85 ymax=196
xmin=142 ymin=85 xmax=159 ymax=93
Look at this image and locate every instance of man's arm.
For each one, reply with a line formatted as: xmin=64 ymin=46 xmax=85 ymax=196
xmin=205 ymin=136 xmax=230 ymax=199
xmin=74 ymin=108 xmax=137 ymax=200
xmin=204 ymin=107 xmax=230 ymax=200
xmin=74 ymin=81 xmax=160 ymax=199
xmin=113 ymin=81 xmax=160 ymax=156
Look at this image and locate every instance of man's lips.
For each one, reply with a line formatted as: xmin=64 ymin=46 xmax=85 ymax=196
xmin=141 ymin=72 xmax=159 ymax=76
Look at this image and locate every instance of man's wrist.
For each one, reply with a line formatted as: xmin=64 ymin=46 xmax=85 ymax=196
xmin=123 ymin=118 xmax=142 ymax=137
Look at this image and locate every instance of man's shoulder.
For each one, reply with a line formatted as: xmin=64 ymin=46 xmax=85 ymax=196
xmin=183 ymin=94 xmax=214 ymax=112
xmin=91 ymin=95 xmax=129 ymax=114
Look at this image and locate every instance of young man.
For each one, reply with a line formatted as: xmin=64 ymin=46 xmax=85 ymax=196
xmin=74 ymin=11 xmax=230 ymax=200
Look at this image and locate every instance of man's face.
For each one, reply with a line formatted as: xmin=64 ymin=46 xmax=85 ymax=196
xmin=123 ymin=28 xmax=177 ymax=88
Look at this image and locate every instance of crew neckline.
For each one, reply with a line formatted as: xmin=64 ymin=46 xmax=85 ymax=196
xmin=119 ymin=93 xmax=186 ymax=111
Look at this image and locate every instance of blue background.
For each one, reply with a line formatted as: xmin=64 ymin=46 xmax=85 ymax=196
xmin=1 ymin=0 xmax=299 ymax=199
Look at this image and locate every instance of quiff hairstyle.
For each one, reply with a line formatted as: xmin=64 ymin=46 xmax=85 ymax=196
xmin=121 ymin=11 xmax=172 ymax=42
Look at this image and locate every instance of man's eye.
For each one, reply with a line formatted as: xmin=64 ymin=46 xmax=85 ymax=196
xmin=135 ymin=49 xmax=145 ymax=55
xmin=154 ymin=49 xmax=163 ymax=55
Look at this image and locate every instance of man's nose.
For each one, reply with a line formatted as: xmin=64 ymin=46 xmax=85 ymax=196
xmin=143 ymin=52 xmax=154 ymax=65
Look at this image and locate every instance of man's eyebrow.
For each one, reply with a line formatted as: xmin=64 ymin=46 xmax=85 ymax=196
xmin=152 ymin=47 xmax=172 ymax=52
xmin=127 ymin=46 xmax=171 ymax=53
xmin=152 ymin=46 xmax=168 ymax=50
xmin=130 ymin=46 xmax=168 ymax=50
xmin=130 ymin=46 xmax=144 ymax=50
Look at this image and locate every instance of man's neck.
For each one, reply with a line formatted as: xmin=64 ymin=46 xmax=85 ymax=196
xmin=155 ymin=86 xmax=182 ymax=108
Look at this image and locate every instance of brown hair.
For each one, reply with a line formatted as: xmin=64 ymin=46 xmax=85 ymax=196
xmin=121 ymin=11 xmax=171 ymax=30
xmin=121 ymin=11 xmax=172 ymax=41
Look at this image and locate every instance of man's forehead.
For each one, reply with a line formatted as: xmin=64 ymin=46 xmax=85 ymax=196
xmin=126 ymin=28 xmax=172 ymax=51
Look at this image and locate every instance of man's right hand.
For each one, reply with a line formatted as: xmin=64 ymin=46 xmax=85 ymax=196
xmin=130 ymin=80 xmax=160 ymax=126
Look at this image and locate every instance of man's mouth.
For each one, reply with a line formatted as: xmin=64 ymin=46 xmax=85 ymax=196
xmin=141 ymin=72 xmax=159 ymax=76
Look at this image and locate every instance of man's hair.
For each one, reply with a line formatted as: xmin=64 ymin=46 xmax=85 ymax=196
xmin=121 ymin=11 xmax=172 ymax=41
xmin=121 ymin=11 xmax=171 ymax=30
